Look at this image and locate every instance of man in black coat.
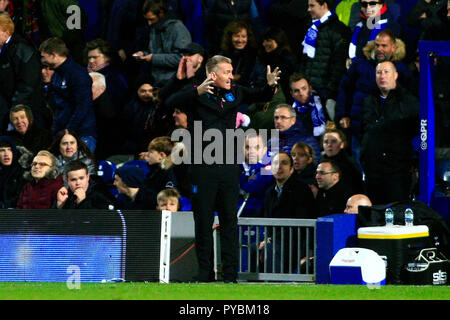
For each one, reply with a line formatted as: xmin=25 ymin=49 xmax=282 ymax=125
xmin=89 ymin=72 xmax=122 ymax=160
xmin=260 ymin=151 xmax=316 ymax=273
xmin=264 ymin=151 xmax=316 ymax=220
xmin=166 ymin=55 xmax=280 ymax=282
xmin=0 ymin=136 xmax=25 ymax=208
xmin=39 ymin=37 xmax=97 ymax=151
xmin=299 ymin=0 xmax=351 ymax=122
xmin=7 ymin=104 xmax=52 ymax=156
xmin=321 ymin=128 xmax=364 ymax=194
xmin=56 ymin=160 xmax=116 ymax=210
xmin=360 ymin=61 xmax=419 ymax=205
xmin=315 ymin=159 xmax=355 ymax=217
xmin=119 ymin=75 xmax=160 ymax=157
xmin=0 ymin=12 xmax=46 ymax=133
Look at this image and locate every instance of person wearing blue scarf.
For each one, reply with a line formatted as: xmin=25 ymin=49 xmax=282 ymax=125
xmin=302 ymin=10 xmax=333 ymax=59
xmin=289 ymin=73 xmax=326 ymax=138
xmin=347 ymin=0 xmax=402 ymax=61
xmin=299 ymin=0 xmax=350 ymax=122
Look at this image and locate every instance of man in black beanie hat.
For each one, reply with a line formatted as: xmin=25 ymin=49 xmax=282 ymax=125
xmin=114 ymin=165 xmax=158 ymax=209
xmin=119 ymin=74 xmax=160 ymax=157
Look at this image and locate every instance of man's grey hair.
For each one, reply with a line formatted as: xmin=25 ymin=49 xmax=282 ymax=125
xmin=274 ymin=103 xmax=296 ymax=118
xmin=205 ymin=55 xmax=232 ymax=74
xmin=89 ymin=72 xmax=106 ymax=88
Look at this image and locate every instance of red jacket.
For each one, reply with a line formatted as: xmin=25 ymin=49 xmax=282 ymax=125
xmin=16 ymin=176 xmax=64 ymax=209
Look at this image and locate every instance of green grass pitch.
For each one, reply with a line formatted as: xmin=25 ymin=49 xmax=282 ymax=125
xmin=0 ymin=282 xmax=449 ymax=300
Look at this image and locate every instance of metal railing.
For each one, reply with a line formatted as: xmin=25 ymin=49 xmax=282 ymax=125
xmin=237 ymin=218 xmax=316 ymax=282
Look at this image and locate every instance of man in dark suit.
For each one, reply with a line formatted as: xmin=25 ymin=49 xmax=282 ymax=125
xmin=166 ymin=55 xmax=280 ymax=282
xmin=263 ymin=151 xmax=316 ymax=220
xmin=315 ymin=159 xmax=355 ymax=216
xmin=260 ymin=151 xmax=316 ymax=273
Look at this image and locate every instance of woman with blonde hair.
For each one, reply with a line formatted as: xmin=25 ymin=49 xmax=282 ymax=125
xmin=16 ymin=150 xmax=64 ymax=209
xmin=291 ymin=142 xmax=318 ymax=197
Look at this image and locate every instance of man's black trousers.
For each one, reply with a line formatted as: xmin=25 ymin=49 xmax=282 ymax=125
xmin=190 ymin=164 xmax=240 ymax=282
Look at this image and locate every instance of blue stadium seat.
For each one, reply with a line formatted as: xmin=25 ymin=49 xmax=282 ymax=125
xmin=179 ymin=197 xmax=192 ymax=211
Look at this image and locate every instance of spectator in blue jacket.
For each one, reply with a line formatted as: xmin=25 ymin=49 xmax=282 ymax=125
xmin=267 ymin=104 xmax=321 ymax=163
xmin=85 ymin=38 xmax=129 ymax=110
xmin=39 ymin=37 xmax=97 ymax=152
xmin=239 ymin=133 xmax=274 ymax=217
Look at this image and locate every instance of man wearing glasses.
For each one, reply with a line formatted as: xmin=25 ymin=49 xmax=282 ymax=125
xmin=315 ymin=159 xmax=355 ymax=217
xmin=267 ymin=104 xmax=321 ymax=163
xmin=16 ymin=150 xmax=63 ymax=209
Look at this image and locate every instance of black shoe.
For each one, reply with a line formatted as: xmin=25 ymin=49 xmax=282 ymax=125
xmin=194 ymin=273 xmax=216 ymax=283
xmin=223 ymin=277 xmax=237 ymax=284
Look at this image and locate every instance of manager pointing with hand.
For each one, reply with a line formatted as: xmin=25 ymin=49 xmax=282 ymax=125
xmin=166 ymin=55 xmax=280 ymax=283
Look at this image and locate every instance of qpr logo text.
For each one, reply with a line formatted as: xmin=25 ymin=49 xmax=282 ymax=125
xmin=420 ymin=119 xmax=427 ymax=150
xmin=432 ymin=270 xmax=447 ymax=285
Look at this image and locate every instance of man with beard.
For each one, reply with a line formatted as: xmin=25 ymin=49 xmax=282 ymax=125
xmin=336 ymin=29 xmax=413 ymax=164
xmin=289 ymin=72 xmax=327 ymax=139
xmin=132 ymin=0 xmax=191 ymax=87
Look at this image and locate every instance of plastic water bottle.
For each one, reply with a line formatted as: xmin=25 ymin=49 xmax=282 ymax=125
xmin=385 ymin=207 xmax=394 ymax=227
xmin=404 ymin=207 xmax=414 ymax=227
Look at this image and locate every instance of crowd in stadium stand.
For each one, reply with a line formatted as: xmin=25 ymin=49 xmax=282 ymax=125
xmin=0 ymin=0 xmax=449 ymax=281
